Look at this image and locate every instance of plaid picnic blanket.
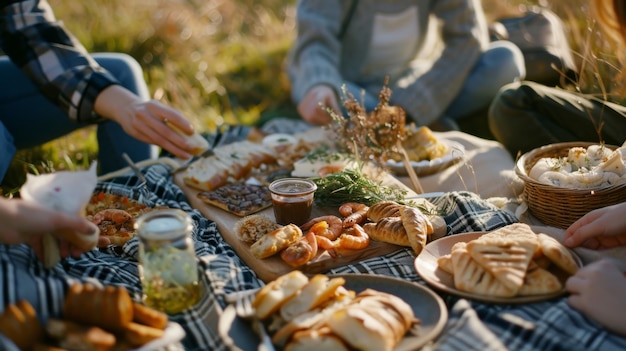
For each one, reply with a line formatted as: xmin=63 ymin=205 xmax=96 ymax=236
xmin=1 ymin=163 xmax=625 ymax=351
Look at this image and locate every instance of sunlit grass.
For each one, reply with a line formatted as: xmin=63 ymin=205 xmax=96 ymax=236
xmin=2 ymin=0 xmax=622 ymax=193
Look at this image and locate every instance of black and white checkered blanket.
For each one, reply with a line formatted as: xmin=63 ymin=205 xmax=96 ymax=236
xmin=1 ymin=163 xmax=625 ymax=351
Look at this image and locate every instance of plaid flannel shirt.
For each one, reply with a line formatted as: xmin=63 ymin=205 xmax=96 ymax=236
xmin=0 ymin=0 xmax=118 ymax=122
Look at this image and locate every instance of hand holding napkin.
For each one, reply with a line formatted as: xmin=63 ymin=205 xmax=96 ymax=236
xmin=20 ymin=163 xmax=99 ymax=268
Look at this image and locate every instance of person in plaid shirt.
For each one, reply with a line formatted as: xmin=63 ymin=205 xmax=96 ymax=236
xmin=0 ymin=0 xmax=200 ymax=180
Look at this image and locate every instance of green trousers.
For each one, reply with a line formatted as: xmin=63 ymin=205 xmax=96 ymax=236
xmin=488 ymin=81 xmax=626 ymax=157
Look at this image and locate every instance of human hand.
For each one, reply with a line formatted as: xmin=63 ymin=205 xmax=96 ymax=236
xmin=95 ymin=85 xmax=200 ymax=159
xmin=565 ymin=259 xmax=626 ymax=336
xmin=0 ymin=198 xmax=101 ymax=261
xmin=297 ymin=85 xmax=341 ymax=125
xmin=563 ymin=202 xmax=626 ymax=249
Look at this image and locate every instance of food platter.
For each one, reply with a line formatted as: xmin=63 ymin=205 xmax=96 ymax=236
xmin=385 ymin=139 xmax=465 ymax=177
xmin=218 ymin=274 xmax=448 ymax=351
xmin=414 ymin=232 xmax=582 ymax=304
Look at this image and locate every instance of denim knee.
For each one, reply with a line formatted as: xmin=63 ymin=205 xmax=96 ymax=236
xmin=92 ymin=53 xmax=150 ymax=99
xmin=484 ymin=40 xmax=526 ymax=84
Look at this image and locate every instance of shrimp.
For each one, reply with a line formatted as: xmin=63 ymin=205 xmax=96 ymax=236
xmin=300 ymin=216 xmax=343 ymax=240
xmin=91 ymin=209 xmax=133 ymax=225
xmin=338 ymin=202 xmax=370 ymax=227
xmin=281 ymin=231 xmax=318 ymax=267
xmin=334 ymin=224 xmax=370 ymax=251
xmin=315 ymin=223 xmax=370 ymax=258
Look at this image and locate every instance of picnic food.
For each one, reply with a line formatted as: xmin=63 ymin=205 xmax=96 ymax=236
xmin=234 ymin=214 xmax=282 ymax=244
xmin=390 ymin=125 xmax=449 ymax=163
xmin=197 ymin=183 xmax=273 ymax=217
xmin=250 ymin=223 xmax=303 ymax=259
xmin=182 ymin=140 xmax=277 ymax=191
xmin=85 ymin=191 xmax=156 ymax=246
xmin=438 ymin=223 xmax=579 ymax=297
xmin=363 ymin=201 xmax=434 ymax=255
xmin=252 ymin=272 xmax=419 ymax=351
xmin=529 ymin=143 xmax=626 ymax=188
xmin=164 ymin=120 xmax=209 ymax=156
xmin=0 ymin=283 xmax=169 ymax=350
xmin=0 ymin=300 xmax=43 ymax=350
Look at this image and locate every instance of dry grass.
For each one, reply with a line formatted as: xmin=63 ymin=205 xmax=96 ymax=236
xmin=1 ymin=0 xmax=622 ymax=193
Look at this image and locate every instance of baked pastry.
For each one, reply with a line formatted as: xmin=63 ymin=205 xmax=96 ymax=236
xmin=45 ymin=318 xmax=116 ymax=351
xmin=285 ymin=327 xmax=349 ymax=351
xmin=279 ymin=275 xmax=345 ymax=322
xmin=235 ymin=214 xmax=281 ymax=244
xmin=123 ymin=322 xmax=166 ymax=347
xmin=132 ymin=302 xmax=168 ymax=330
xmin=250 ymin=224 xmax=303 ymax=259
xmin=366 ymin=201 xmax=404 ymax=222
xmin=466 ymin=224 xmax=538 ymax=291
xmin=363 ymin=217 xmax=409 ymax=246
xmin=536 ymin=233 xmax=579 ymax=275
xmin=518 ymin=261 xmax=562 ymax=296
xmin=164 ymin=120 xmax=209 ymax=156
xmin=0 ymin=300 xmax=43 ymax=350
xmin=63 ymin=284 xmax=134 ymax=332
xmin=400 ymin=206 xmax=433 ymax=255
xmin=450 ymin=242 xmax=518 ymax=297
xmin=253 ymin=270 xmax=310 ymax=320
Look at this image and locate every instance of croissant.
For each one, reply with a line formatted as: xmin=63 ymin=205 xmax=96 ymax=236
xmin=400 ymin=206 xmax=433 ymax=255
xmin=366 ymin=201 xmax=404 ymax=222
xmin=362 ymin=217 xmax=409 ymax=247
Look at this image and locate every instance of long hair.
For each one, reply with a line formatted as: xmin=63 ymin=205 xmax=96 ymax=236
xmin=591 ymin=0 xmax=626 ymax=88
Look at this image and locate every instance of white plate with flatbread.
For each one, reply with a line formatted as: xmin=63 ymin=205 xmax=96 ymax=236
xmin=385 ymin=139 xmax=465 ymax=177
xmin=414 ymin=232 xmax=582 ymax=304
xmin=218 ymin=274 xmax=448 ymax=351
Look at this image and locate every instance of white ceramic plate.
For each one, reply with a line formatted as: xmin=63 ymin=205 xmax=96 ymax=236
xmin=415 ymin=232 xmax=582 ymax=304
xmin=218 ymin=274 xmax=448 ymax=351
xmin=385 ymin=139 xmax=465 ymax=177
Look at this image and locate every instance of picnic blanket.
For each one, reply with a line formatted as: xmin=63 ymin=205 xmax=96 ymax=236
xmin=1 ymin=164 xmax=625 ymax=351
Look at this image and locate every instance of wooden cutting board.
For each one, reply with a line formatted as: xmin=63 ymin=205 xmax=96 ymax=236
xmin=174 ymin=168 xmax=445 ymax=283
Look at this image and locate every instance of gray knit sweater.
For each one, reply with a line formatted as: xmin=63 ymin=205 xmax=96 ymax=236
xmin=287 ymin=0 xmax=489 ymax=125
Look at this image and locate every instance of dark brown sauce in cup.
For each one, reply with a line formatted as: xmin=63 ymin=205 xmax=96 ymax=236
xmin=268 ymin=178 xmax=317 ymax=226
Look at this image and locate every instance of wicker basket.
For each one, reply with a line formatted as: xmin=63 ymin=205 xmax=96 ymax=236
xmin=515 ymin=142 xmax=626 ymax=229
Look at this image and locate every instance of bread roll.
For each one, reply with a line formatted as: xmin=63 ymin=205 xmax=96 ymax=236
xmin=285 ymin=327 xmax=349 ymax=351
xmin=279 ymin=275 xmax=345 ymax=322
xmin=123 ymin=322 xmax=165 ymax=347
xmin=0 ymin=300 xmax=43 ymax=350
xmin=63 ymin=284 xmax=133 ymax=332
xmin=250 ymin=224 xmax=303 ymax=259
xmin=132 ymin=302 xmax=168 ymax=330
xmin=46 ymin=318 xmax=116 ymax=351
xmin=253 ymin=270 xmax=309 ymax=320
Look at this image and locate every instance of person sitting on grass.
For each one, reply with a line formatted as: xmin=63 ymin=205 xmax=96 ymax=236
xmin=0 ymin=0 xmax=201 ymax=181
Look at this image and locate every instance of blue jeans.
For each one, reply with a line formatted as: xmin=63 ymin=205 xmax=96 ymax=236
xmin=0 ymin=53 xmax=157 ymax=181
xmin=344 ymin=40 xmax=525 ymax=125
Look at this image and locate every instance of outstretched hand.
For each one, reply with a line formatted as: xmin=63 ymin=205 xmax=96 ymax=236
xmin=95 ymin=85 xmax=200 ymax=160
xmin=565 ymin=259 xmax=626 ymax=336
xmin=563 ymin=202 xmax=626 ymax=250
xmin=297 ymin=85 xmax=341 ymax=125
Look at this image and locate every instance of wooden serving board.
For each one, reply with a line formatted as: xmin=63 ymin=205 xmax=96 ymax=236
xmin=175 ymin=169 xmax=444 ymax=283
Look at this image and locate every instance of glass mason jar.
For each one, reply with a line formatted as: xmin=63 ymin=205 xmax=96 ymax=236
xmin=136 ymin=209 xmax=201 ymax=314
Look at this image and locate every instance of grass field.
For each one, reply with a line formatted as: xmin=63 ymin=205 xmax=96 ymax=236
xmin=1 ymin=0 xmax=619 ymax=193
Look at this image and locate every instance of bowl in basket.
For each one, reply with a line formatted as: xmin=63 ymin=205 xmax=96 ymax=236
xmin=515 ymin=141 xmax=626 ymax=229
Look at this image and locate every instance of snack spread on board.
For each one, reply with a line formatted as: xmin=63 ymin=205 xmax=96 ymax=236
xmin=251 ymin=271 xmax=420 ymax=351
